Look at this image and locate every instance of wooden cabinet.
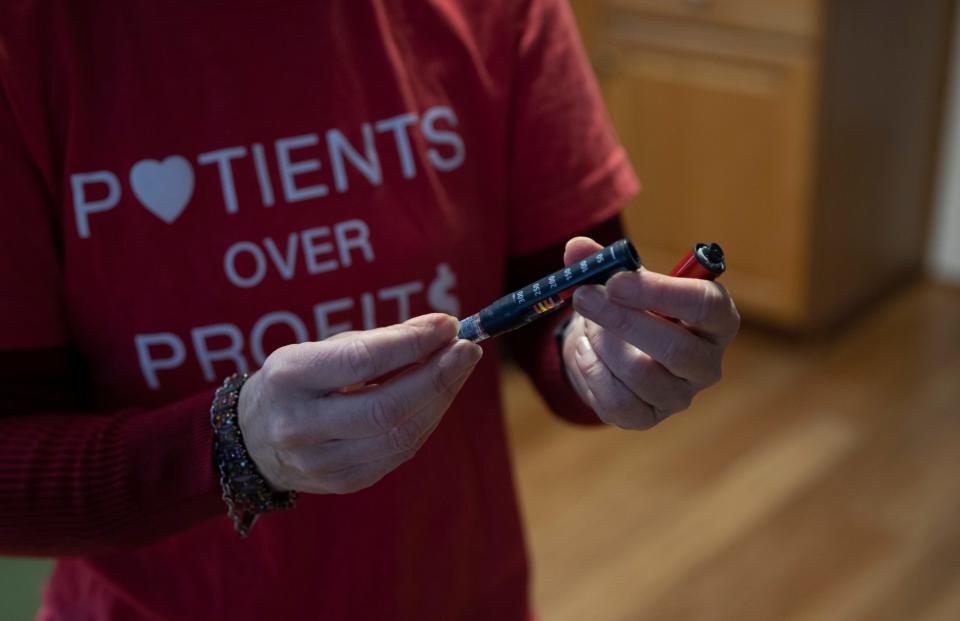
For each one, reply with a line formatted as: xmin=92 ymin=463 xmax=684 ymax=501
xmin=604 ymin=0 xmax=818 ymax=36
xmin=571 ymin=0 xmax=954 ymax=330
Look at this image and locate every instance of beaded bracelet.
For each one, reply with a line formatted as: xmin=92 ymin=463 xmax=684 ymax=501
xmin=211 ymin=372 xmax=298 ymax=537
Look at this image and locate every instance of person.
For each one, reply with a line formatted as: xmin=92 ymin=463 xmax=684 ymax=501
xmin=0 ymin=0 xmax=740 ymax=619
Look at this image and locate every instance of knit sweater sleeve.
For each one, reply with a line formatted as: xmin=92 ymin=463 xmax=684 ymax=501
xmin=0 ymin=346 xmax=225 ymax=556
xmin=0 ymin=81 xmax=224 ymax=556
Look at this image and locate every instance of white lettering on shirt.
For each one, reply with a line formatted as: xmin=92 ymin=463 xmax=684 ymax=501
xmin=250 ymin=311 xmax=309 ymax=366
xmin=374 ymin=113 xmax=419 ymax=179
xmin=133 ymin=265 xmax=461 ymax=390
xmin=377 ymin=281 xmax=423 ymax=322
xmin=135 ymin=332 xmax=187 ymax=390
xmin=313 ymin=298 xmax=355 ymax=340
xmin=221 ymin=220 xmax=375 ymax=289
xmin=262 ymin=233 xmax=299 ymax=280
xmin=327 ymin=123 xmax=383 ymax=193
xmin=70 ymin=106 xmax=466 ymax=239
xmin=275 ymin=133 xmax=329 ymax=203
xmin=129 ymin=157 xmax=195 ymax=224
xmin=300 ymin=227 xmax=338 ymax=275
xmin=224 ymin=241 xmax=268 ymax=288
xmin=191 ymin=323 xmax=248 ymax=382
xmin=71 ymin=171 xmax=121 ymax=239
xmin=197 ymin=146 xmax=247 ymax=214
xmin=251 ymin=142 xmax=276 ymax=207
xmin=333 ymin=219 xmax=375 ymax=267
xmin=422 ymin=106 xmax=466 ymax=172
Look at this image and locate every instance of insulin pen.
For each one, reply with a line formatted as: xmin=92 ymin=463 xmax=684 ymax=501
xmin=457 ymin=239 xmax=726 ymax=343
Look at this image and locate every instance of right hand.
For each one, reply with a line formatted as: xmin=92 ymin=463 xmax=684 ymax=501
xmin=238 ymin=313 xmax=482 ymax=495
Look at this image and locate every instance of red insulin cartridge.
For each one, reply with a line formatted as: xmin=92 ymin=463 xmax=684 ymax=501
xmin=458 ymin=239 xmax=641 ymax=342
xmin=669 ymin=242 xmax=726 ymax=280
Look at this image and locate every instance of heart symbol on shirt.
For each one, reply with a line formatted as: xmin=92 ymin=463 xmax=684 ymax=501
xmin=130 ymin=156 xmax=194 ymax=223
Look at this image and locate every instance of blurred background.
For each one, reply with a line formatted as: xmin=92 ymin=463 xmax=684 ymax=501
xmin=506 ymin=1 xmax=960 ymax=619
xmin=2 ymin=0 xmax=959 ymax=619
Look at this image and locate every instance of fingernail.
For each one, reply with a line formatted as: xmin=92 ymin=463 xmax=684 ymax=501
xmin=574 ymin=286 xmax=604 ymax=314
xmin=454 ymin=339 xmax=483 ymax=365
xmin=466 ymin=343 xmax=483 ymax=364
xmin=443 ymin=315 xmax=461 ymax=337
xmin=575 ymin=336 xmax=597 ymax=366
xmin=413 ymin=313 xmax=458 ymax=338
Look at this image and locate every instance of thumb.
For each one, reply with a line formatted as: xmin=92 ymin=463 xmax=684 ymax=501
xmin=563 ymin=236 xmax=604 ymax=267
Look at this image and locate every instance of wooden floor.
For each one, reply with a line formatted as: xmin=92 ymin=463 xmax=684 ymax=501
xmin=504 ymin=280 xmax=960 ymax=621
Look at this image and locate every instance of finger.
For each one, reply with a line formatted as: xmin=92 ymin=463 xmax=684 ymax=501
xmin=311 ymin=338 xmax=482 ymax=439
xmin=560 ymin=315 xmax=596 ymax=400
xmin=583 ymin=319 xmax=696 ymax=415
xmin=302 ymin=365 xmax=472 ymax=476
xmin=605 ymin=270 xmax=739 ymax=341
xmin=323 ymin=329 xmax=356 ymax=341
xmin=572 ymin=334 xmax=661 ymax=430
xmin=573 ymin=286 xmax=722 ymax=385
xmin=563 ymin=236 xmax=604 ymax=266
xmin=282 ymin=313 xmax=460 ymax=391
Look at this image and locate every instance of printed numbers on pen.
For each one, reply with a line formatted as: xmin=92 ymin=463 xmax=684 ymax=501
xmin=564 ymin=268 xmax=573 ymax=281
xmin=533 ymin=282 xmax=542 ymax=296
xmin=595 ymin=252 xmax=605 ymax=264
xmin=580 ymin=260 xmax=589 ymax=273
xmin=548 ymin=275 xmax=557 ymax=289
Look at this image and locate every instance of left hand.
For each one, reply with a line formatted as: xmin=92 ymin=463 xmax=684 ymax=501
xmin=563 ymin=236 xmax=740 ymax=429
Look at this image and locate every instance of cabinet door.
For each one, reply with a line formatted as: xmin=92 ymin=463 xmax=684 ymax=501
xmin=596 ymin=31 xmax=818 ymax=326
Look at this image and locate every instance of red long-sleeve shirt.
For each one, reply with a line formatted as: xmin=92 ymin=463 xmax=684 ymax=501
xmin=0 ymin=1 xmax=637 ymax=618
xmin=0 ymin=220 xmax=624 ymax=557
